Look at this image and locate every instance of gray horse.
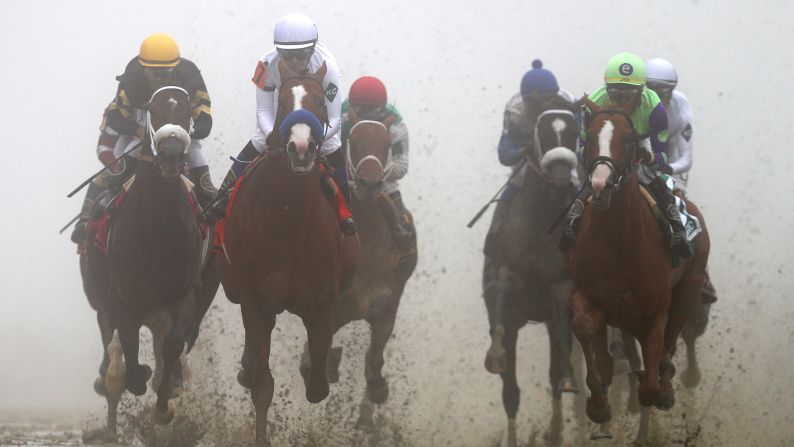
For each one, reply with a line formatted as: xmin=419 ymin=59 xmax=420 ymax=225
xmin=482 ymin=109 xmax=581 ymax=446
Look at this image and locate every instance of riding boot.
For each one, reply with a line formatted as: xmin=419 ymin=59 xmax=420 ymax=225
xmin=70 ymin=180 xmax=104 ymax=244
xmin=327 ymin=149 xmax=356 ymax=235
xmin=188 ymin=165 xmax=218 ymax=218
xmin=649 ymin=177 xmax=693 ymax=258
xmin=384 ymin=191 xmax=415 ymax=253
xmin=209 ymin=141 xmax=260 ymax=220
xmin=558 ymin=197 xmax=585 ymax=252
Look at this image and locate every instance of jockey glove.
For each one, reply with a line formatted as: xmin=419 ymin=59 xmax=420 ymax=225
xmin=191 ymin=115 xmax=212 ymax=140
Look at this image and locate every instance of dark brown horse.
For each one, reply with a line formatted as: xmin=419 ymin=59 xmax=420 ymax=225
xmin=482 ymin=109 xmax=581 ymax=446
xmin=218 ymin=60 xmax=357 ymax=446
xmin=83 ymin=86 xmax=218 ymax=431
xmin=318 ymin=118 xmax=418 ymax=428
xmin=571 ymin=93 xmax=710 ymax=439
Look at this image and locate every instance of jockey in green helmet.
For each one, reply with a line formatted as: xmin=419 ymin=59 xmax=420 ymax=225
xmin=562 ymin=52 xmax=692 ymax=259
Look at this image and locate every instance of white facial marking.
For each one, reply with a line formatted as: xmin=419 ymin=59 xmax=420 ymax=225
xmin=289 ymin=123 xmax=311 ymax=159
xmin=552 ymin=118 xmax=566 ymax=147
xmin=591 ymin=120 xmax=615 ymax=195
xmin=292 ymin=85 xmax=307 ymax=110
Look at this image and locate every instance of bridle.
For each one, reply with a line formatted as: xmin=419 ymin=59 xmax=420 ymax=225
xmin=345 ymin=120 xmax=392 ymax=186
xmin=280 ymin=74 xmax=331 ymax=145
xmin=145 ymin=86 xmax=192 ymax=157
xmin=584 ymin=108 xmax=641 ymax=191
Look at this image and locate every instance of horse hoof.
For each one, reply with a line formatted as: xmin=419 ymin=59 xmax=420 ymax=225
xmin=654 ymin=388 xmax=675 ymax=411
xmin=237 ymin=369 xmax=254 ymax=389
xmin=125 ymin=364 xmax=152 ymax=396
xmin=306 ymin=381 xmax=329 ymax=404
xmin=590 ymin=422 xmax=613 ymax=440
xmin=150 ymin=401 xmax=175 ymax=425
xmin=681 ymin=367 xmax=702 ymax=388
xmin=557 ymin=376 xmax=579 ymax=393
xmin=93 ymin=376 xmax=107 ymax=396
xmin=586 ymin=399 xmax=612 ymax=424
xmin=326 ymin=346 xmax=343 ymax=384
xmin=484 ymin=351 xmax=507 ymax=374
xmin=82 ymin=426 xmax=117 ymax=444
xmin=366 ymin=378 xmax=390 ymax=404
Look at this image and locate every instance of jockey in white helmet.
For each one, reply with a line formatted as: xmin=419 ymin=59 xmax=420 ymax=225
xmin=214 ymin=13 xmax=354 ymax=234
xmin=646 ymin=58 xmax=694 ymax=191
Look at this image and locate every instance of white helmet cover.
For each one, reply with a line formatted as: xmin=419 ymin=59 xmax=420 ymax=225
xmin=646 ymin=58 xmax=678 ymax=87
xmin=274 ymin=13 xmax=318 ymax=49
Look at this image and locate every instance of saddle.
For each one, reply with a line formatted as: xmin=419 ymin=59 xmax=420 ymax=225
xmin=87 ymin=175 xmax=208 ymax=254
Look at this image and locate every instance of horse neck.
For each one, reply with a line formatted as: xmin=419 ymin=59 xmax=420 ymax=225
xmin=127 ymin=161 xmax=187 ymax=213
xmin=588 ymin=174 xmax=648 ymax=243
xmin=257 ymin=156 xmax=322 ymax=227
xmin=520 ymin=162 xmax=571 ymax=209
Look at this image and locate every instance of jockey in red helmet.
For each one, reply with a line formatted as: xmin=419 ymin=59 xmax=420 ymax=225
xmin=341 ymin=76 xmax=413 ymax=249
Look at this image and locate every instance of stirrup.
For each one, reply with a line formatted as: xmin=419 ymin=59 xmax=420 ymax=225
xmin=341 ymin=217 xmax=357 ymax=235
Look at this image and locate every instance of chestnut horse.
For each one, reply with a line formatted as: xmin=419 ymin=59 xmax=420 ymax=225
xmin=482 ymin=109 xmax=581 ymax=446
xmin=218 ymin=60 xmax=357 ymax=446
xmin=322 ymin=118 xmax=418 ymax=428
xmin=80 ymin=86 xmax=220 ymax=435
xmin=572 ymin=93 xmax=710 ymax=439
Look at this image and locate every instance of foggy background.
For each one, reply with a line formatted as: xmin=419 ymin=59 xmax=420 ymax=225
xmin=1 ymin=0 xmax=793 ymax=445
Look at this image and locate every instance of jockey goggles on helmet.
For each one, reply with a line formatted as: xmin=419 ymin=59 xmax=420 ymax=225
xmin=606 ymin=83 xmax=643 ymax=105
xmin=277 ymin=46 xmax=314 ymax=61
xmin=522 ymin=91 xmax=557 ymax=104
xmin=143 ymin=66 xmax=176 ymax=86
xmin=646 ymin=80 xmax=675 ymax=100
xmin=352 ymin=104 xmax=385 ymax=120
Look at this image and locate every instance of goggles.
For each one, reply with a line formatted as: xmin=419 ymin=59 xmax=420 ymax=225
xmin=277 ymin=47 xmax=314 ymax=61
xmin=606 ymin=84 xmax=642 ymax=105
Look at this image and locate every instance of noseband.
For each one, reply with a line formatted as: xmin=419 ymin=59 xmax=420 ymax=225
xmin=585 ymin=108 xmax=641 ymax=190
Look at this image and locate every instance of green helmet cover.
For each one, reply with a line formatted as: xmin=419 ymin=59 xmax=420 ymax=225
xmin=604 ymin=52 xmax=646 ymax=86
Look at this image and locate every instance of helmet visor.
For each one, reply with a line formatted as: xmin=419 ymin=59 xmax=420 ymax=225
xmin=352 ymin=104 xmax=385 ymax=120
xmin=143 ymin=67 xmax=176 ymax=89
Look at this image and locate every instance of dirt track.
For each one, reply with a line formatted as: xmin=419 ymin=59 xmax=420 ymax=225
xmin=2 ymin=0 xmax=794 ymax=446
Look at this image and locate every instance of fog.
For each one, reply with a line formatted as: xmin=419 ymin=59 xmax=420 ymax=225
xmin=1 ymin=0 xmax=793 ymax=445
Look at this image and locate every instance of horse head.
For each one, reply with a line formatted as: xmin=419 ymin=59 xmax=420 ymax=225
xmin=582 ymin=91 xmax=642 ymax=209
xmin=346 ymin=118 xmax=392 ymax=200
xmin=146 ymin=86 xmax=193 ymax=178
xmin=531 ymin=109 xmax=579 ymax=188
xmin=270 ymin=60 xmax=329 ymax=173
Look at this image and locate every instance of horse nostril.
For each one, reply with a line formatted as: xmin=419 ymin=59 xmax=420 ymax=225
xmin=288 ymin=141 xmax=297 ymax=153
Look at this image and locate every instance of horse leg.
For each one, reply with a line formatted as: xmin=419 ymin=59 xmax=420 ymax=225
xmin=364 ymin=296 xmax=397 ymax=405
xmin=241 ymin=300 xmax=276 ymax=447
xmin=656 ymin=278 xmax=700 ymax=410
xmin=115 ymin=313 xmax=150 ymax=396
xmin=302 ymin=305 xmax=333 ymax=403
xmin=146 ymin=312 xmax=171 ymax=395
xmin=83 ymin=316 xmax=122 ymax=444
xmin=571 ymin=290 xmax=612 ymax=427
xmin=152 ymin=292 xmax=195 ymax=425
xmin=681 ymin=303 xmax=711 ymax=388
xmin=637 ymin=317 xmax=665 ymax=408
xmin=484 ymin=270 xmax=512 ymax=374
xmin=621 ymin=331 xmax=643 ymax=414
xmin=499 ymin=325 xmax=520 ymax=447
xmin=547 ymin=280 xmax=577 ymax=394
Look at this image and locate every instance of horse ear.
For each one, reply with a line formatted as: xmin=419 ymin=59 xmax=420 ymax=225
xmin=583 ymin=95 xmax=600 ymax=113
xmin=348 ymin=104 xmax=360 ymax=124
xmin=314 ymin=62 xmax=328 ymax=82
xmin=278 ymin=58 xmax=297 ymax=79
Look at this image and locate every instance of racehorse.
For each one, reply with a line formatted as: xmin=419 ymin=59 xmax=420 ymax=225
xmin=482 ymin=109 xmax=581 ymax=446
xmin=217 ymin=60 xmax=357 ymax=446
xmin=319 ymin=117 xmax=418 ymax=428
xmin=80 ymin=86 xmax=219 ymax=435
xmin=571 ymin=94 xmax=710 ymax=439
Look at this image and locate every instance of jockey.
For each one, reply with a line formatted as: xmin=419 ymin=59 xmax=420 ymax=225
xmin=483 ymin=60 xmax=577 ymax=283
xmin=646 ymin=58 xmax=694 ymax=192
xmin=216 ymin=13 xmax=355 ymax=235
xmin=340 ymin=76 xmax=413 ymax=248
xmin=71 ymin=32 xmax=217 ymax=245
xmin=560 ymin=52 xmax=692 ymax=258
